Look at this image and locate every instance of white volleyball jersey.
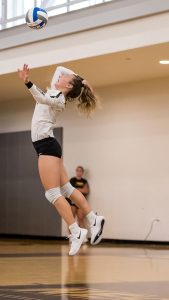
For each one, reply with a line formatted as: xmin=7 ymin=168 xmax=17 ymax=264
xmin=27 ymin=66 xmax=74 ymax=142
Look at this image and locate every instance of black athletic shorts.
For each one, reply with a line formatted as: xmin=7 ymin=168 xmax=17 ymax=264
xmin=32 ymin=137 xmax=62 ymax=158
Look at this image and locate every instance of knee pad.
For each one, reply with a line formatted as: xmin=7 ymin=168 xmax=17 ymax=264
xmin=45 ymin=187 xmax=62 ymax=204
xmin=60 ymin=182 xmax=75 ymax=198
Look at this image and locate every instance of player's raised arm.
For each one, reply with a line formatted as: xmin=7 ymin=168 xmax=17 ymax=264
xmin=18 ymin=64 xmax=65 ymax=110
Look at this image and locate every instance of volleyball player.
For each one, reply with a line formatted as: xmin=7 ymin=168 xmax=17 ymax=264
xmin=18 ymin=64 xmax=105 ymax=255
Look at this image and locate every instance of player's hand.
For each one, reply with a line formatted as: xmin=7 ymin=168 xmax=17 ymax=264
xmin=18 ymin=64 xmax=30 ymax=84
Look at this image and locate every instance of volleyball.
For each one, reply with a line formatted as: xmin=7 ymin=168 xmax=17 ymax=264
xmin=25 ymin=7 xmax=48 ymax=29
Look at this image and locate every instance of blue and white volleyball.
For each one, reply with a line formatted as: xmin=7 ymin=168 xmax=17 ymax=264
xmin=25 ymin=7 xmax=48 ymax=29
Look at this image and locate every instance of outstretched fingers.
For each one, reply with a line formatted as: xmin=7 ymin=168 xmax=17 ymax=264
xmin=17 ymin=64 xmax=30 ymax=83
xmin=23 ymin=64 xmax=29 ymax=73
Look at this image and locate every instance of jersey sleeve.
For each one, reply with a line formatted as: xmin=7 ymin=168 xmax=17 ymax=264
xmin=25 ymin=82 xmax=65 ymax=111
xmin=51 ymin=66 xmax=75 ymax=88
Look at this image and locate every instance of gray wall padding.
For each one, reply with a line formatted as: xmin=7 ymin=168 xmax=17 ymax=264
xmin=0 ymin=129 xmax=63 ymax=237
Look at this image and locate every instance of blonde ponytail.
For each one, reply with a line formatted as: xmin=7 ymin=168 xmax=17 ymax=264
xmin=65 ymin=75 xmax=97 ymax=116
xmin=77 ymin=85 xmax=97 ymax=116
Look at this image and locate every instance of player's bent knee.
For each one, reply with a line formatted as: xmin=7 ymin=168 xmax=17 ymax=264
xmin=45 ymin=187 xmax=62 ymax=204
xmin=60 ymin=182 xmax=75 ymax=198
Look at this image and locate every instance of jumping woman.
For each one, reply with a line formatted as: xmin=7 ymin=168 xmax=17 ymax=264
xmin=18 ymin=64 xmax=105 ymax=255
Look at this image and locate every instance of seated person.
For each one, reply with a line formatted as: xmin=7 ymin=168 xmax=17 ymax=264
xmin=67 ymin=166 xmax=90 ymax=229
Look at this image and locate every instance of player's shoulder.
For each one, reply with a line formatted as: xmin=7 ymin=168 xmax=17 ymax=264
xmin=47 ymin=89 xmax=63 ymax=98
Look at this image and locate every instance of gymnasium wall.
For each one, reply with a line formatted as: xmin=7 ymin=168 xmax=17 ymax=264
xmin=0 ymin=76 xmax=169 ymax=241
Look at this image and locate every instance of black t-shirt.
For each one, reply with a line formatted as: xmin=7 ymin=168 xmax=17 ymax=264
xmin=70 ymin=177 xmax=89 ymax=197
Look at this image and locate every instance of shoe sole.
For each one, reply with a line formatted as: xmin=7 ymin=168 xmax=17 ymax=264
xmin=91 ymin=219 xmax=105 ymax=245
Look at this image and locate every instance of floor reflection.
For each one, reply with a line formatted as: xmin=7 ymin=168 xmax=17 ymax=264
xmin=0 ymin=239 xmax=169 ymax=299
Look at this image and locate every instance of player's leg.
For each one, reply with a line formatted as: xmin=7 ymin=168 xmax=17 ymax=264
xmin=66 ymin=198 xmax=78 ymax=219
xmin=60 ymin=159 xmax=91 ymax=213
xmin=60 ymin=159 xmax=105 ymax=245
xmin=66 ymin=199 xmax=78 ymax=232
xmin=77 ymin=208 xmax=86 ymax=228
xmin=71 ymin=204 xmax=78 ymax=219
xmin=38 ymin=155 xmax=87 ymax=255
xmin=38 ymin=155 xmax=75 ymax=225
xmin=76 ymin=208 xmax=89 ymax=243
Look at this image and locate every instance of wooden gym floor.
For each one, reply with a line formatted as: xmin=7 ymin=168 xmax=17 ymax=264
xmin=0 ymin=238 xmax=169 ymax=300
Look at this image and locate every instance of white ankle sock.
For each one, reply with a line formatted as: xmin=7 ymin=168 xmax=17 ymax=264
xmin=69 ymin=222 xmax=80 ymax=235
xmin=86 ymin=211 xmax=96 ymax=226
